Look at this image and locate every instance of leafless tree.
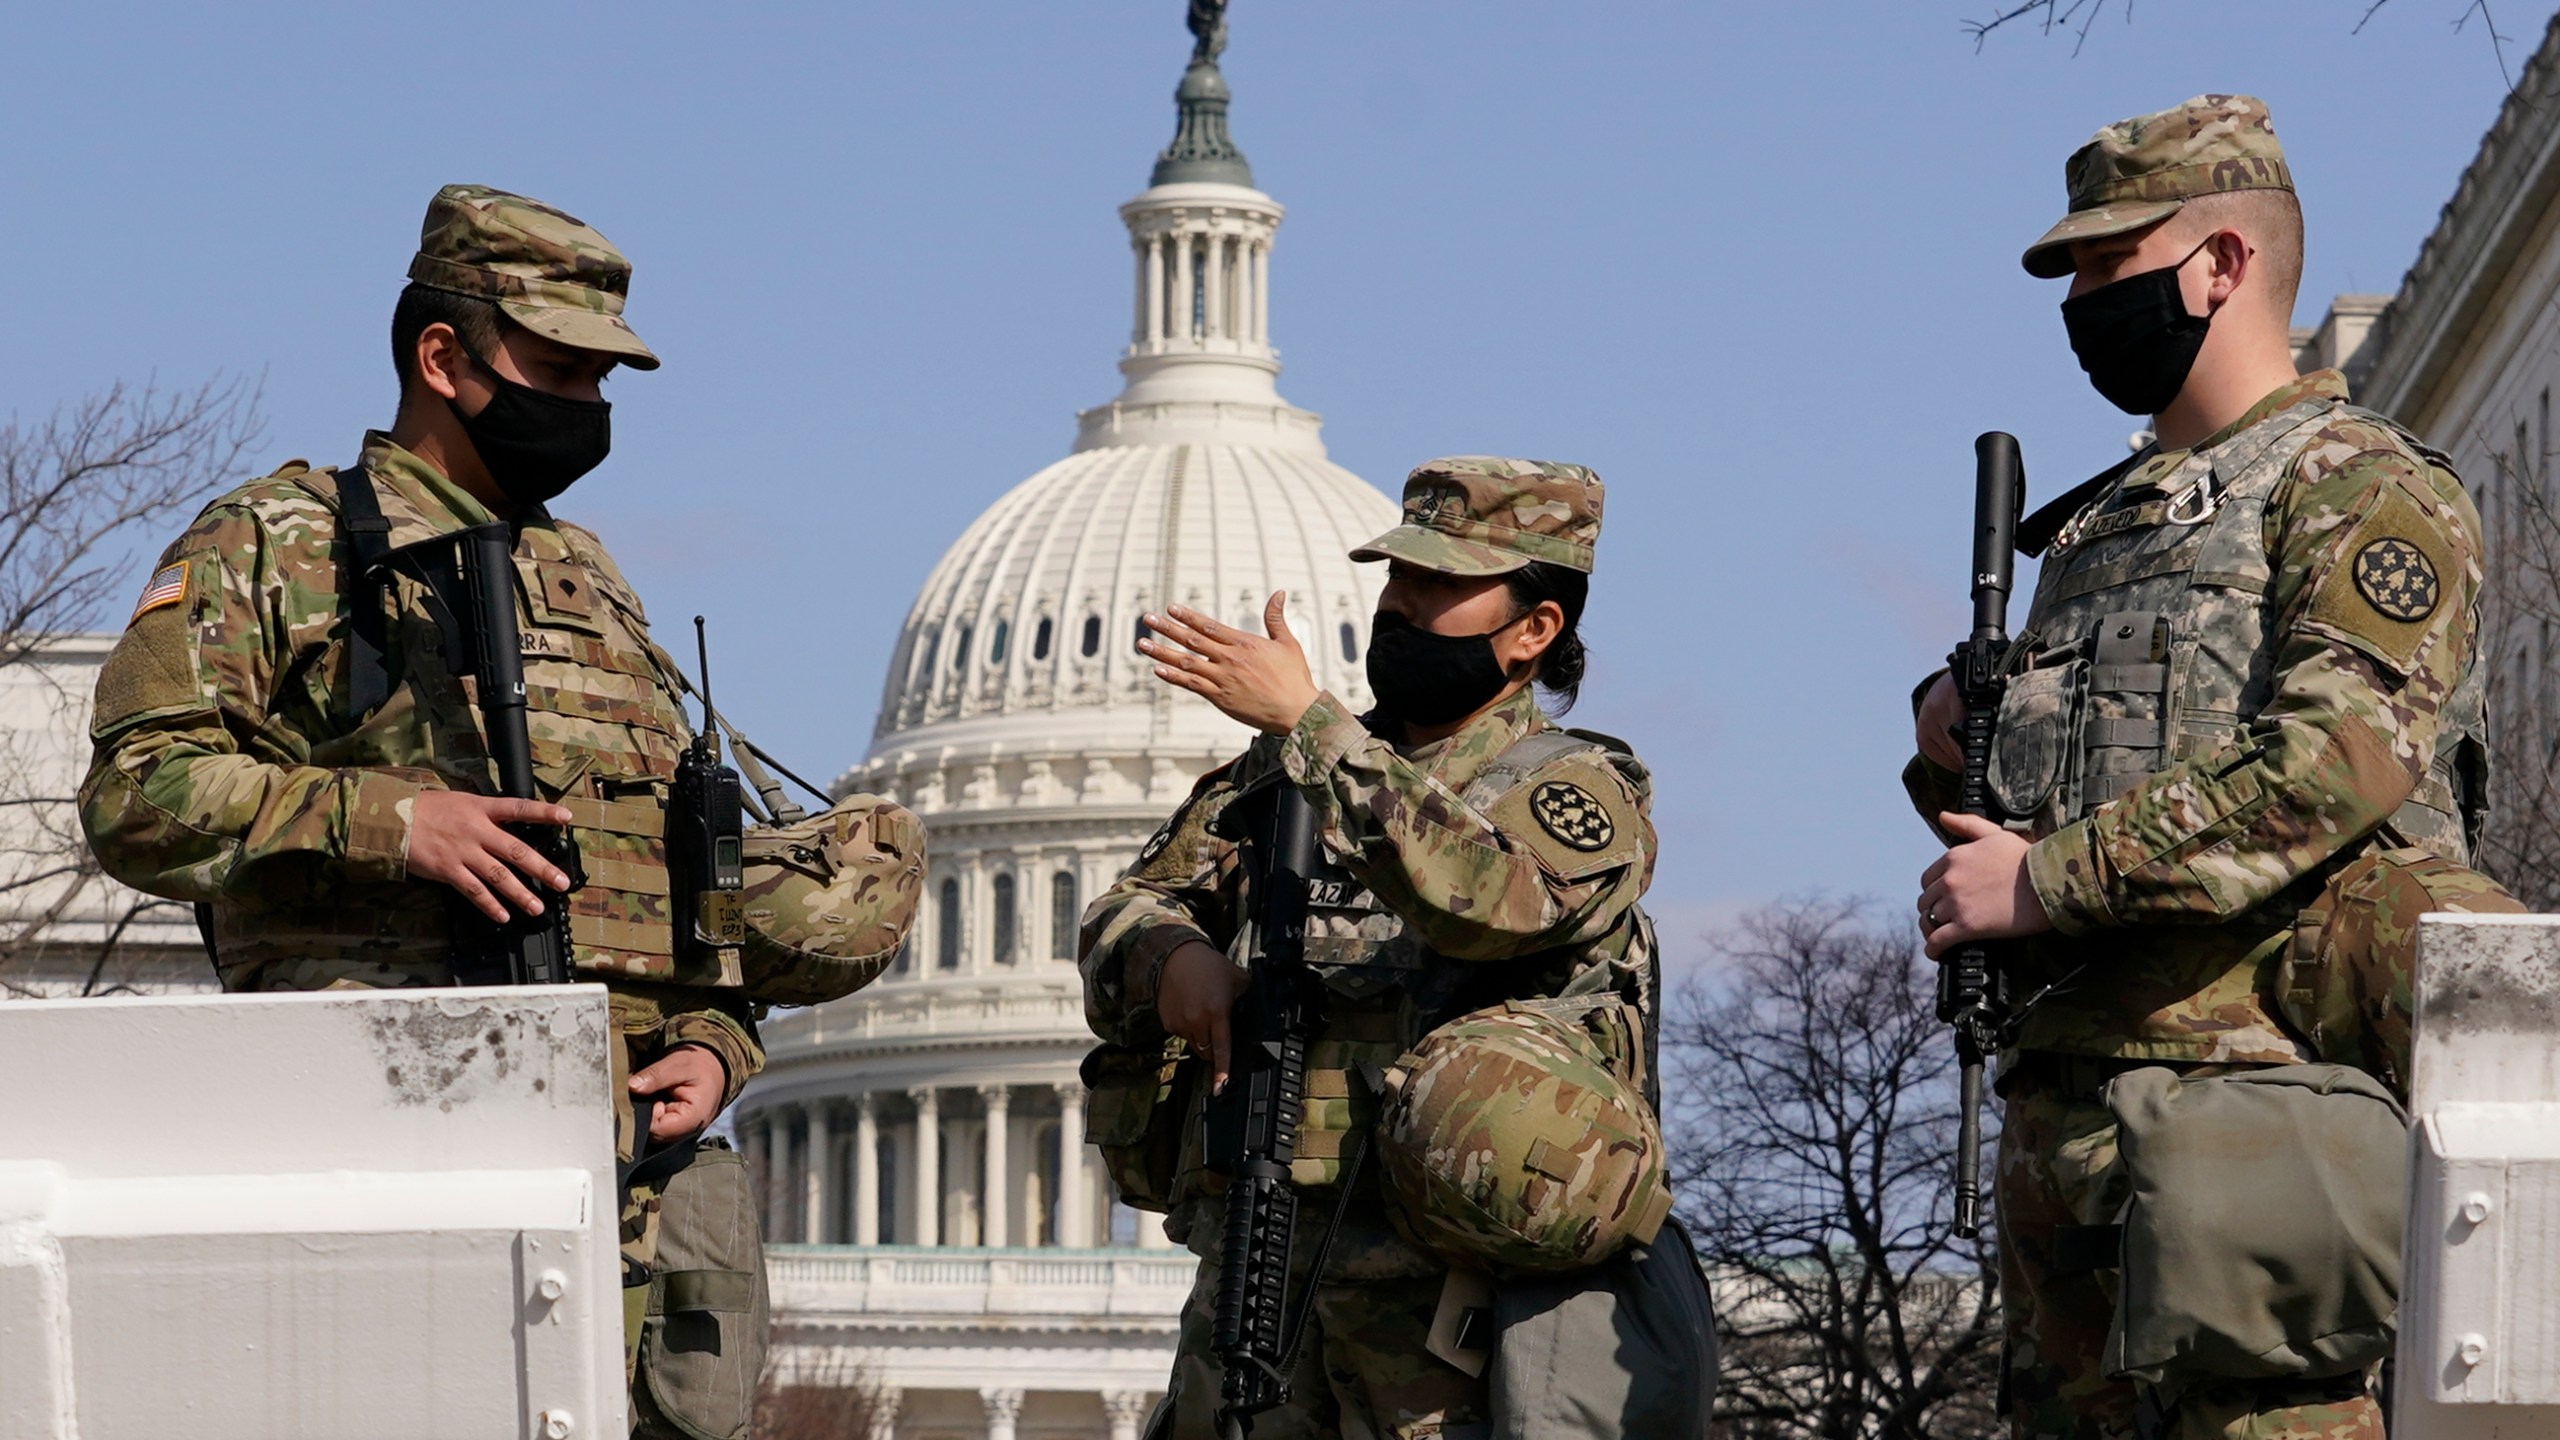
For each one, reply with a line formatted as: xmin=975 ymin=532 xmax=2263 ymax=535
xmin=2470 ymin=434 xmax=2560 ymax=909
xmin=752 ymin=1336 xmax=883 ymax=1440
xmin=1667 ymin=900 xmax=2001 ymax=1440
xmin=0 ymin=376 xmax=261 ymax=996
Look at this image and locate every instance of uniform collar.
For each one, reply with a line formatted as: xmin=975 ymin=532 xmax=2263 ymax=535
xmin=354 ymin=431 xmax=555 ymax=550
xmin=2190 ymin=370 xmax=2349 ymax=455
xmin=1395 ymin=686 xmax=1549 ymax=775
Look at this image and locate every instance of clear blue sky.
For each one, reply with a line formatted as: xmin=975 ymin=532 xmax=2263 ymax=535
xmin=0 ymin=1 xmax=2528 ymax=958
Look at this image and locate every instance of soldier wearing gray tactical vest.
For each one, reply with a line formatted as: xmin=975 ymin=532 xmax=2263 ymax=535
xmin=1904 ymin=95 xmax=2521 ymax=1439
xmin=1082 ymin=458 xmax=1714 ymax=1439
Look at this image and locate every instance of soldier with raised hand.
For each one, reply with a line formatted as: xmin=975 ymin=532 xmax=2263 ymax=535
xmin=1906 ymin=96 xmax=2520 ymax=1438
xmin=79 ymin=185 xmax=922 ymax=1438
xmin=1083 ymin=459 xmax=1714 ymax=1440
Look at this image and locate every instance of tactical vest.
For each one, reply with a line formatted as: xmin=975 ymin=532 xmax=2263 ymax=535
xmin=1217 ymin=728 xmax=1659 ymax=1188
xmin=209 ymin=467 xmax=717 ymax=985
xmin=1989 ymin=398 xmax=2487 ymax=865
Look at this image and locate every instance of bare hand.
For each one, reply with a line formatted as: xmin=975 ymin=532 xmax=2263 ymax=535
xmin=1915 ymin=672 xmax=1964 ymax=771
xmin=1918 ymin=812 xmax=2053 ymax=958
xmin=1155 ymin=938 xmax=1244 ymax=1091
xmin=1140 ymin=593 xmax=1321 ymax=736
xmin=407 ymin=790 xmax=576 ymax=923
xmin=631 ymin=1044 xmax=728 ymax=1142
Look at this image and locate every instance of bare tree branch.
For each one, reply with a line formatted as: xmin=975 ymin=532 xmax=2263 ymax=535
xmin=0 ymin=375 xmax=260 ymax=996
xmin=1981 ymin=0 xmax=2516 ymax=82
xmin=2468 ymin=424 xmax=2560 ymax=909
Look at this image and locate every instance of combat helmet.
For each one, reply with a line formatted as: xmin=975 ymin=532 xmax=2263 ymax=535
xmin=1376 ymin=997 xmax=1673 ymax=1273
xmin=736 ymin=793 xmax=925 ymax=1006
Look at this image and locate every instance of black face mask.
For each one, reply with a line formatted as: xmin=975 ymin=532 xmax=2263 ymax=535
xmin=2059 ymin=238 xmax=2216 ymax=416
xmin=1365 ymin=609 xmax=1524 ymax=729
xmin=449 ymin=348 xmax=612 ymax=507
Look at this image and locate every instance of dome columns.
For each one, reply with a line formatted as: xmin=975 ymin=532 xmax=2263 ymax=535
xmin=741 ymin=1079 xmax=1122 ymax=1249
xmin=1120 ymin=183 xmax=1283 ymax=374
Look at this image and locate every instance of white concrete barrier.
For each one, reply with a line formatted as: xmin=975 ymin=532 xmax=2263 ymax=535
xmin=2399 ymin=914 xmax=2560 ymax=1437
xmin=0 ymin=984 xmax=624 ymax=1440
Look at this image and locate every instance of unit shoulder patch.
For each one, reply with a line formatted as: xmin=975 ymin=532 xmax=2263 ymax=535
xmin=2352 ymin=537 xmax=2439 ymax=622
xmin=2302 ymin=477 xmax=2467 ymax=679
xmin=1487 ymin=756 xmax=1644 ymax=883
xmin=1530 ymin=780 xmax=1614 ymax=852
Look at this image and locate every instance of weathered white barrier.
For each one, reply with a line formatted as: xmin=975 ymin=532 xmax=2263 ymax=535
xmin=2398 ymin=914 xmax=2560 ymax=1438
xmin=0 ymin=985 xmax=624 ymax=1440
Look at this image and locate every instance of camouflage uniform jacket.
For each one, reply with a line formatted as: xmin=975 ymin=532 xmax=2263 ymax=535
xmin=80 ymin=433 xmax=761 ymax=1097
xmin=1906 ymin=371 xmax=2487 ymax=1062
xmin=1083 ymin=686 xmax=1656 ymax=1274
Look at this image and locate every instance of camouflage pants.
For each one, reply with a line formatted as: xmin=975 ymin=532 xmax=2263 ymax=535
xmin=1996 ymin=1062 xmax=2383 ymax=1440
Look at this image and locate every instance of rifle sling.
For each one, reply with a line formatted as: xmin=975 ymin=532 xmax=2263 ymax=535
xmin=336 ymin=463 xmax=396 ymax=722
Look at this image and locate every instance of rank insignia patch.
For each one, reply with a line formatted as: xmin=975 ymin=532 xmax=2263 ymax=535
xmin=130 ymin=563 xmax=187 ymax=623
xmin=2354 ymin=538 xmax=2440 ymax=622
xmin=1530 ymin=781 xmax=1614 ymax=852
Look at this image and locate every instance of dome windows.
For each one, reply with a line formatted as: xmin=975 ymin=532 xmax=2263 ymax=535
xmin=1033 ymin=617 xmax=1054 ymax=661
xmin=1339 ymin=621 xmax=1357 ymax=663
xmin=990 ymin=619 xmax=1010 ymax=666
xmin=1080 ymin=615 xmax=1102 ymax=658
xmin=953 ymin=625 xmax=972 ymax=673
xmin=936 ymin=879 xmax=961 ymax=970
xmin=1051 ymin=872 xmax=1080 ymax=961
xmin=992 ymin=872 xmax=1018 ymax=964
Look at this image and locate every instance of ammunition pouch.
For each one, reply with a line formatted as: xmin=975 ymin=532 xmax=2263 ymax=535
xmin=1082 ymin=1038 xmax=1196 ymax=1213
xmin=2280 ymin=846 xmax=2524 ymax=1098
xmin=2100 ymin=1064 xmax=2405 ymax=1392
xmin=630 ymin=1139 xmax=769 ymax=1440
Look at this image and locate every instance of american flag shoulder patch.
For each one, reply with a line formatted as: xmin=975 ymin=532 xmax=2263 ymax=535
xmin=131 ymin=562 xmax=188 ymax=623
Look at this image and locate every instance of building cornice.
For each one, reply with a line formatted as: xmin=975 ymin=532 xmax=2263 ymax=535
xmin=2354 ymin=10 xmax=2560 ymax=424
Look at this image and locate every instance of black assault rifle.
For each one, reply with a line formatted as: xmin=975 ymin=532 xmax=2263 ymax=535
xmin=440 ymin=522 xmax=584 ymax=987
xmin=1204 ymin=786 xmax=1338 ymax=1440
xmin=1939 ymin=432 xmax=2022 ymax=1240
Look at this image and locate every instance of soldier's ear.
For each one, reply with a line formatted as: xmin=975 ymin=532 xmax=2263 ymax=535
xmin=1504 ymin=599 xmax=1566 ymax=669
xmin=411 ymin=322 xmax=469 ymax=403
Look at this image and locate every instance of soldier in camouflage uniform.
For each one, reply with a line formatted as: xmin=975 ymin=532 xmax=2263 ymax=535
xmin=1907 ymin=97 xmax=2521 ymax=1439
xmin=79 ymin=185 xmax=922 ymax=1438
xmin=1083 ymin=459 xmax=1677 ymax=1439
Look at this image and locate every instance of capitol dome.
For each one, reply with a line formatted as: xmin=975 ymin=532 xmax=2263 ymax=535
xmin=736 ymin=13 xmax=1395 ymax=1437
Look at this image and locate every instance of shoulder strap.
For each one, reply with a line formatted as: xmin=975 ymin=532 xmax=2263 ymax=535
xmin=334 ymin=464 xmax=397 ymax=722
xmin=1458 ymin=727 xmax=1603 ymax=811
xmin=2019 ymin=448 xmax=2149 ymax=558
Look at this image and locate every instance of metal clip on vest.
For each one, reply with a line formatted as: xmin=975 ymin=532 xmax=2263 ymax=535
xmin=1941 ymin=431 xmax=2024 ymax=1241
xmin=2165 ymin=468 xmax=2227 ymax=525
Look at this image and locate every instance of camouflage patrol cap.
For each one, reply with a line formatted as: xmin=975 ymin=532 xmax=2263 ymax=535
xmin=2022 ymin=94 xmax=2293 ymax=279
xmin=736 ymin=793 xmax=924 ymax=1007
xmin=1349 ymin=457 xmax=1604 ymax=577
xmin=408 ymin=184 xmax=661 ymax=370
xmin=1377 ymin=999 xmax=1672 ymax=1274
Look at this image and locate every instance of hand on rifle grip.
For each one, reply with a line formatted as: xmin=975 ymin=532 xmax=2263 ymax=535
xmin=408 ymin=791 xmax=575 ymax=923
xmin=1158 ymin=938 xmax=1243 ymax=1091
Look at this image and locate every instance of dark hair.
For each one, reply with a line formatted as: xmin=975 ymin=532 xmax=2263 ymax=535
xmin=1504 ymin=560 xmax=1589 ymax=713
xmin=389 ymin=282 xmax=506 ymax=388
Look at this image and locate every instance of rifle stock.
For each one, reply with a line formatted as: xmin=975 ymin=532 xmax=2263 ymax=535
xmin=1940 ymin=431 xmax=2022 ymax=1239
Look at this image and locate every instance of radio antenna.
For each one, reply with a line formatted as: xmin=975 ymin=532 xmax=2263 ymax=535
xmin=693 ymin=616 xmax=721 ymax=763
